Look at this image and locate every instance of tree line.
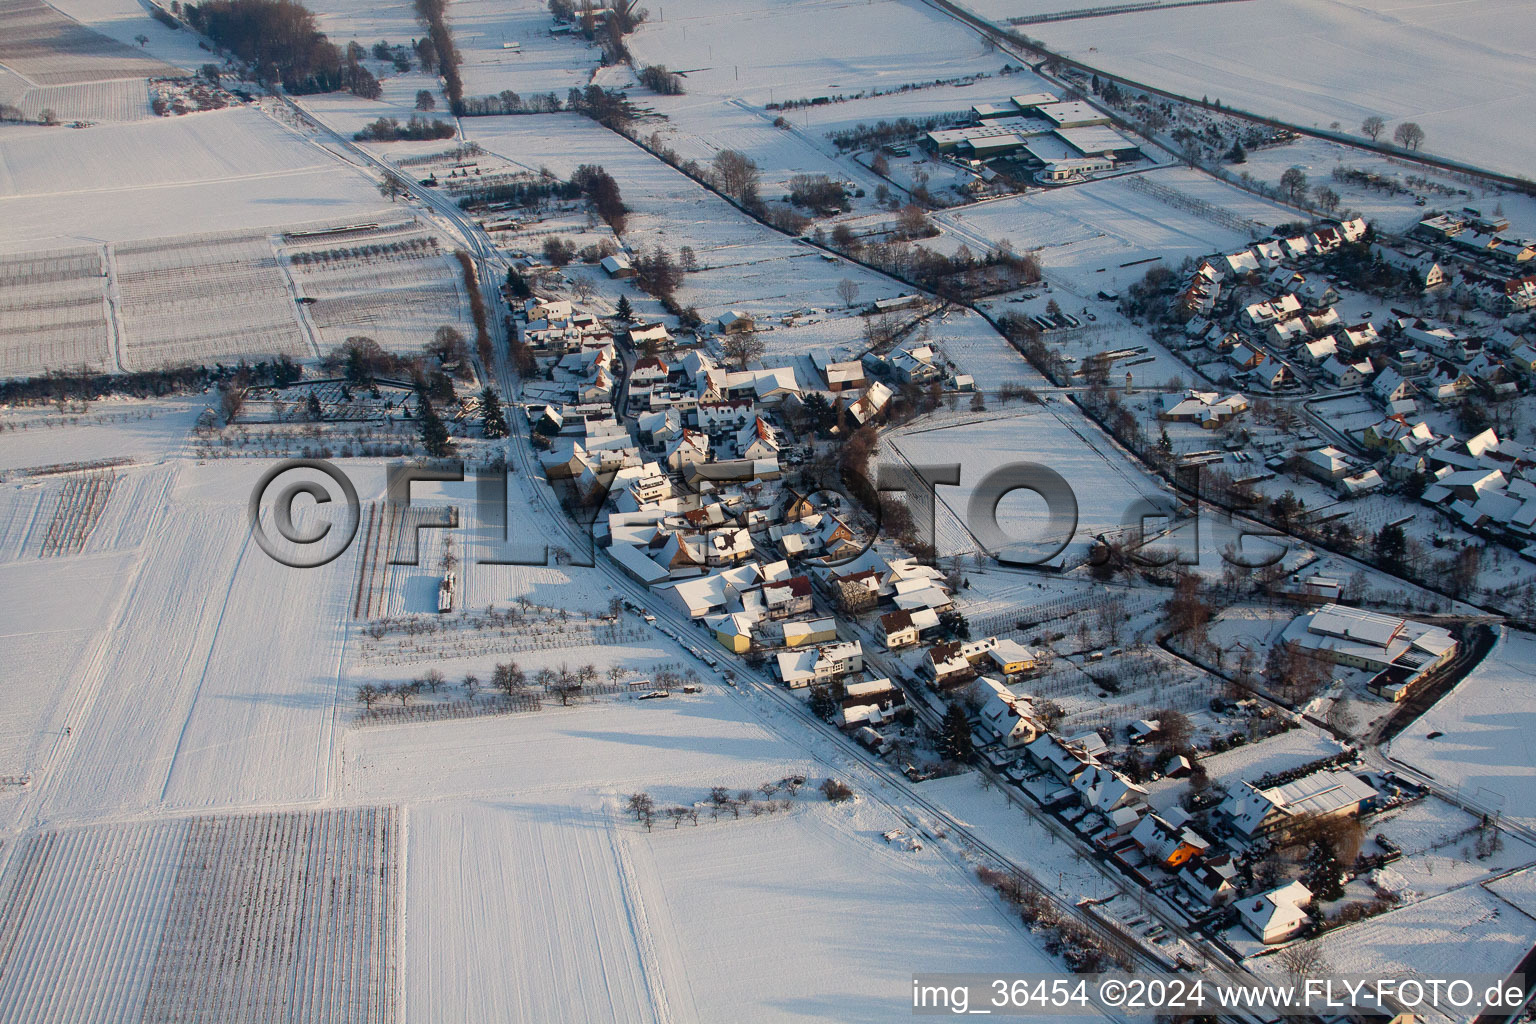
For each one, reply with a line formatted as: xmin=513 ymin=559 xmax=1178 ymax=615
xmin=412 ymin=0 xmax=463 ymax=114
xmin=183 ymin=0 xmax=380 ymax=96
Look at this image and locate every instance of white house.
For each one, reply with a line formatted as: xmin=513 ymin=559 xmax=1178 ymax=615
xmin=1238 ymin=881 xmax=1313 ymax=944
xmin=776 ymin=640 xmax=863 ymax=688
xmin=975 ymin=677 xmax=1044 ymax=748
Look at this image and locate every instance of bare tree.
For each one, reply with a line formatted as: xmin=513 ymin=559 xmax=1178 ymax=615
xmin=1277 ymin=942 xmax=1328 ymax=981
xmin=1393 ymin=121 xmax=1425 ymax=150
xmin=896 ymin=203 xmax=933 ymax=238
xmin=378 ymin=172 xmax=408 ymax=202
xmin=461 ymin=673 xmax=480 ymax=700
xmin=720 ymin=331 xmax=765 ymax=370
xmin=711 ymin=149 xmax=759 ymax=201
xmin=1279 ymin=166 xmax=1309 ymax=204
xmin=355 ymin=683 xmax=381 ymax=709
xmin=492 ymin=661 xmax=525 ymax=697
xmin=1154 ymin=708 xmax=1193 ymax=750
xmin=626 ymin=792 xmax=655 ymax=830
xmin=1360 ymin=115 xmax=1385 ymax=142
xmin=820 ymin=778 xmax=853 ymax=802
xmin=836 ymin=278 xmax=860 ymax=308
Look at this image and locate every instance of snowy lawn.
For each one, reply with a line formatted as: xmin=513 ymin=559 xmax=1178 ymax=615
xmin=1391 ymin=629 xmax=1536 ymax=830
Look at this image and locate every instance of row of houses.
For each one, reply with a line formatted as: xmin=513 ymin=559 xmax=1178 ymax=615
xmin=1175 ymin=217 xmax=1367 ymax=322
xmin=1410 ymin=208 xmax=1536 ymax=311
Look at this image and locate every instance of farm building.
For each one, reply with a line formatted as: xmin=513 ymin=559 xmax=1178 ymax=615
xmin=1222 ymin=769 xmax=1378 ymax=840
xmin=1280 ymin=603 xmax=1457 ymax=696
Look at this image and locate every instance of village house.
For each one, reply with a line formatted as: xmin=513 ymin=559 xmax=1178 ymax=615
xmin=776 ymin=640 xmax=863 ymax=688
xmin=777 ymin=616 xmax=839 ymax=648
xmin=1181 ymin=854 xmax=1238 ymax=906
xmin=986 ymin=637 xmax=1039 ymax=676
xmin=837 ymin=678 xmax=907 ymax=728
xmin=1159 ymin=390 xmax=1249 ymax=428
xmin=1129 ymin=810 xmax=1211 ymax=870
xmin=880 ymin=609 xmax=919 ymax=649
xmin=975 ymin=678 xmax=1045 ymax=748
xmin=1239 ymin=881 xmax=1313 ymax=944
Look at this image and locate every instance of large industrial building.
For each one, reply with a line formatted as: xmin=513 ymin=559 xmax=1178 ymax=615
xmin=925 ymin=92 xmax=1142 ymax=183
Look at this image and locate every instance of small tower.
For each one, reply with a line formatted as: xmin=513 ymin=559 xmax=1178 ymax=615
xmin=1125 ymin=371 xmax=1135 ymax=394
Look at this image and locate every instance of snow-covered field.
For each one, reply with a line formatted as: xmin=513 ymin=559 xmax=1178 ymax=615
xmin=0 ymin=807 xmax=398 ymax=1023
xmin=0 ymin=107 xmax=384 ymax=252
xmin=1266 ymin=885 xmax=1535 ymax=1024
xmin=945 ymin=166 xmax=1296 ymax=299
xmin=627 ymin=0 xmax=1001 ymax=106
xmin=886 ymin=404 xmax=1162 ymax=564
xmin=954 ymin=0 xmax=1536 ymax=179
xmin=1391 ymin=629 xmax=1536 ymax=829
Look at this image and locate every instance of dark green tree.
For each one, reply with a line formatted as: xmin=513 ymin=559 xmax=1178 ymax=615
xmin=940 ymin=703 xmax=974 ymax=762
xmin=808 ymin=684 xmax=837 ymax=720
xmin=415 ymin=393 xmax=453 ymax=456
xmin=480 ymin=386 xmax=508 ymax=438
xmin=1374 ymin=522 xmax=1407 ymax=573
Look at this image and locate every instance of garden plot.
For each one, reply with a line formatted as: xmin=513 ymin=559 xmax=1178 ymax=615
xmin=402 ymin=781 xmax=1067 ymax=1024
xmin=461 ymin=115 xmax=905 ymax=320
xmin=343 ymin=686 xmax=811 ymax=806
xmin=0 ymin=549 xmax=138 ymax=793
xmin=0 ymin=398 xmax=202 ymax=473
xmin=404 ymin=801 xmax=658 ymax=1024
xmin=619 ymin=797 xmax=1063 ymax=1024
xmin=114 ymin=231 xmax=310 ymax=370
xmin=0 ymin=807 xmax=398 ymax=1024
xmin=944 ymin=166 xmax=1293 ymax=299
xmin=1190 ymin=725 xmax=1341 ymax=787
xmin=1230 ymin=134 xmax=1536 ymax=237
xmin=0 ymin=0 xmax=178 ymax=86
xmin=0 ymin=107 xmax=384 ymax=252
xmin=0 ymin=245 xmax=111 ymax=377
xmin=886 ymin=405 xmax=1163 ymax=565
xmin=281 ymin=225 xmax=468 ymax=356
xmin=36 ymin=469 xmax=116 ymax=556
xmin=14 ymin=77 xmax=151 ymax=122
xmin=1368 ymin=795 xmax=1536 ymax=899
xmin=1392 ymin=629 xmax=1536 ymax=830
